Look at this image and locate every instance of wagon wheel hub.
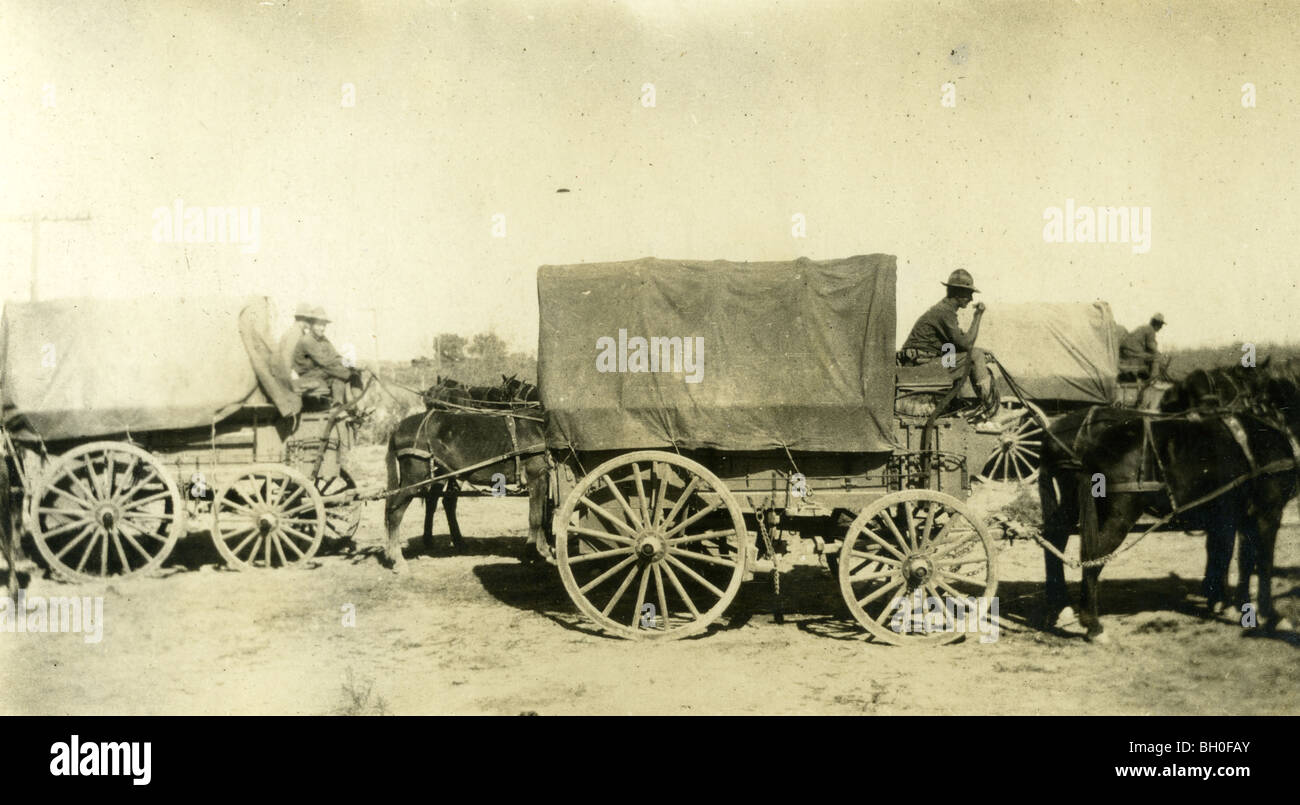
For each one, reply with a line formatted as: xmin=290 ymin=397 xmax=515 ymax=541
xmin=902 ymin=555 xmax=934 ymax=586
xmin=634 ymin=531 xmax=667 ymax=562
xmin=94 ymin=503 xmax=121 ymax=530
xmin=257 ymin=513 xmax=278 ymax=534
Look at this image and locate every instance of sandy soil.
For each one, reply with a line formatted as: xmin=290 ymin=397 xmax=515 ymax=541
xmin=4 ymin=444 xmax=1300 ymax=716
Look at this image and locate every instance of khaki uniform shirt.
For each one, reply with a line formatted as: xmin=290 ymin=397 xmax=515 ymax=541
xmin=901 ymin=298 xmax=973 ymax=355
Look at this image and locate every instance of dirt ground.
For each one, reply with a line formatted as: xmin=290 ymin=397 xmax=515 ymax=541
xmin=4 ymin=444 xmax=1300 ymax=716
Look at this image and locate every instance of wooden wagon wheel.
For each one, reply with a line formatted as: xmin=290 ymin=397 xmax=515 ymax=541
xmin=315 ymin=476 xmax=361 ymax=541
xmin=976 ymin=398 xmax=1048 ymax=484
xmin=29 ymin=441 xmax=185 ymax=581
xmin=212 ymin=466 xmax=326 ymax=570
xmin=554 ymin=450 xmax=748 ymax=640
xmin=838 ymin=489 xmax=997 ymax=645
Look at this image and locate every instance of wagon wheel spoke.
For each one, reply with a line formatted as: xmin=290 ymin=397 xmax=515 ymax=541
xmin=659 ymin=561 xmax=699 ymax=618
xmin=226 ymin=529 xmax=258 ymax=558
xmin=661 ymin=499 xmax=723 ymax=539
xmin=901 ymin=502 xmax=917 ymax=551
xmin=857 ymin=525 xmax=907 ymax=561
xmin=664 ymin=555 xmax=725 ymax=599
xmin=108 ymin=527 xmax=133 ymax=573
xmin=278 ymin=532 xmax=306 ymax=559
xmin=38 ymin=515 xmax=94 ymax=540
xmin=924 ymin=582 xmax=959 ymax=632
xmin=601 ymin=564 xmax=643 ymax=617
xmin=631 ymin=463 xmax=650 ymax=527
xmin=279 ymin=524 xmax=320 ymax=546
xmin=856 ymin=575 xmax=905 ymax=610
xmin=566 ymin=546 xmax=634 ymax=564
xmin=652 ymin=463 xmax=671 ymax=528
xmin=116 ymin=526 xmax=154 ymax=563
xmin=629 ymin=563 xmax=653 ymax=627
xmin=669 ymin=547 xmax=737 ymax=569
xmin=849 ymin=566 xmax=900 ymax=583
xmin=578 ymin=554 xmax=638 ymax=595
xmin=568 ymin=524 xmax=636 ymax=546
xmin=45 ymin=486 xmax=92 ymax=511
xmin=121 ymin=490 xmax=174 ymax=511
xmin=72 ymin=527 xmax=100 ymax=574
xmin=659 ymin=477 xmax=700 ymax=530
xmin=578 ymin=495 xmax=637 ymax=537
xmin=600 ymin=474 xmax=643 ymax=530
xmin=53 ymin=522 xmax=97 ymax=561
xmin=649 ymin=565 xmax=671 ymax=631
xmin=270 ymin=531 xmax=289 ymax=567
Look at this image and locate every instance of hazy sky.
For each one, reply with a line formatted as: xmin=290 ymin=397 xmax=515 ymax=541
xmin=3 ymin=0 xmax=1297 ymax=359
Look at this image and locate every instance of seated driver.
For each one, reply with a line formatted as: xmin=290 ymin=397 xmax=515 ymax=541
xmin=898 ymin=269 xmax=1001 ymax=428
xmin=289 ymin=305 xmax=363 ymax=489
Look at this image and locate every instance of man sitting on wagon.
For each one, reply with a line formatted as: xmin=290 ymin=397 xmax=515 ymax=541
xmin=1117 ymin=312 xmax=1168 ymax=381
xmin=281 ymin=304 xmax=364 ymax=488
xmin=898 ymin=269 xmax=1002 ymax=431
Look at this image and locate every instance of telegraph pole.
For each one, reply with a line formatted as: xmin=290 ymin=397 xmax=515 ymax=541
xmin=1 ymin=212 xmax=93 ymax=300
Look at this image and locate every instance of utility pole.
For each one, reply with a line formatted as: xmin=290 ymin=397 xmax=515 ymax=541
xmin=1 ymin=212 xmax=93 ymax=300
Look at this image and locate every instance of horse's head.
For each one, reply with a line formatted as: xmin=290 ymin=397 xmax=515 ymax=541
xmin=500 ymin=374 xmax=525 ymax=399
xmin=516 ymin=380 xmax=540 ymax=402
xmin=1159 ymin=368 xmax=1211 ymax=412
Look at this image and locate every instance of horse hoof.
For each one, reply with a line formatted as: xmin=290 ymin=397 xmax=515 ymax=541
xmin=390 ymin=557 xmax=409 ymax=574
xmin=1085 ymin=630 xmax=1112 ymax=645
xmin=1052 ymin=606 xmax=1080 ymax=630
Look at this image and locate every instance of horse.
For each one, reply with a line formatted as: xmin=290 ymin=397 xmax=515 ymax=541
xmin=1037 ymin=364 xmax=1299 ymax=641
xmin=422 ymin=374 xmax=536 ymax=409
xmin=1155 ymin=360 xmax=1297 ymax=614
xmin=383 ymin=407 xmax=550 ymax=571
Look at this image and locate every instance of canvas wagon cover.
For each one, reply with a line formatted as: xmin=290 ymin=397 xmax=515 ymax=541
xmin=538 ymin=255 xmax=899 ymax=453
xmin=1 ymin=295 xmax=299 ymax=442
xmin=976 ymin=301 xmax=1119 ymax=404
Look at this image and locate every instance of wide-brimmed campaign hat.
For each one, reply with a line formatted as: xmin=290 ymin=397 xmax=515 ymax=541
xmin=293 ymin=303 xmax=331 ymax=323
xmin=942 ymin=269 xmax=979 ymax=293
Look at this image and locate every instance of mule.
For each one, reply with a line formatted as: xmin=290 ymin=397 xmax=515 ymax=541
xmin=1037 ymin=368 xmax=1299 ymax=640
xmin=383 ymin=408 xmax=550 ymax=571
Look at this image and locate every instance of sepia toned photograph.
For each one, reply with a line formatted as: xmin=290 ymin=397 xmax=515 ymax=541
xmin=1 ymin=0 xmax=1297 ymax=747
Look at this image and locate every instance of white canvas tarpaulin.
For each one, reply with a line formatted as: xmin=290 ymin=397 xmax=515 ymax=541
xmin=538 ymin=255 xmax=900 ymax=453
xmin=976 ymin=301 xmax=1119 ymax=404
xmin=1 ymin=295 xmax=298 ymax=442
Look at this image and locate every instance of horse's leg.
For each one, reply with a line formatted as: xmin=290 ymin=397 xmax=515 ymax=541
xmin=1201 ymin=505 xmax=1236 ymax=614
xmin=1246 ymin=505 xmax=1289 ymax=631
xmin=422 ymin=484 xmax=439 ymax=551
xmin=1038 ymin=470 xmax=1075 ymax=627
xmin=443 ymin=480 xmax=463 ymax=550
xmin=1234 ymin=526 xmax=1258 ymax=612
xmin=383 ymin=448 xmax=416 ymax=572
xmin=1078 ymin=491 xmax=1141 ymax=642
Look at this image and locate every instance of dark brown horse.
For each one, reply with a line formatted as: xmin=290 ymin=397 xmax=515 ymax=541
xmin=1037 ymin=365 xmax=1299 ymax=641
xmin=422 ymin=375 xmax=538 ymax=410
xmin=383 ymin=408 xmax=550 ymax=571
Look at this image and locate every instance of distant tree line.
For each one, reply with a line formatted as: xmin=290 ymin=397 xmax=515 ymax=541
xmin=354 ymin=331 xmax=537 ymax=444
